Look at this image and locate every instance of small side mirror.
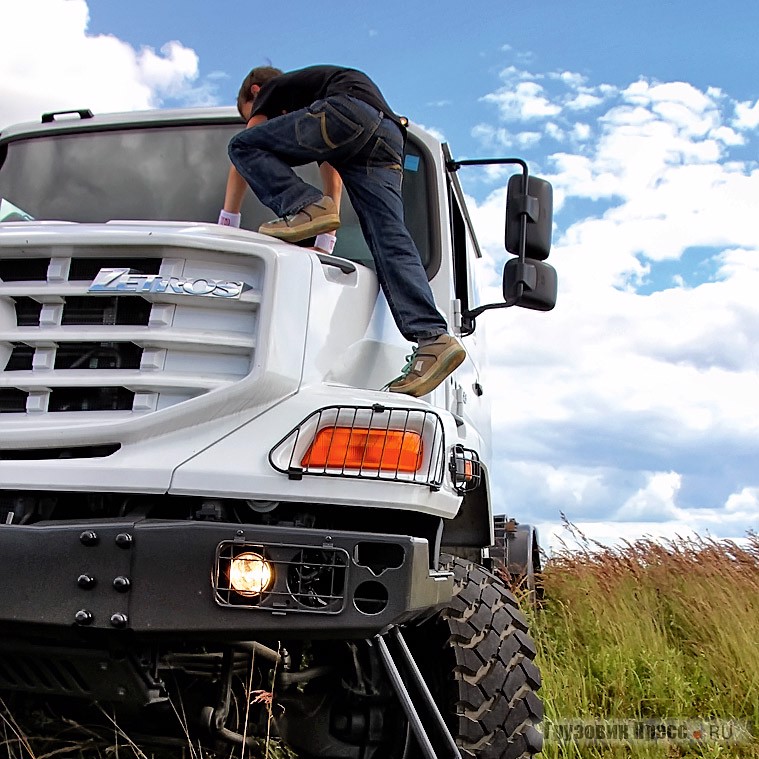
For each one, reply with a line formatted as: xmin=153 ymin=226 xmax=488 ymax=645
xmin=505 ymin=175 xmax=553 ymax=261
xmin=503 ymin=257 xmax=557 ymax=311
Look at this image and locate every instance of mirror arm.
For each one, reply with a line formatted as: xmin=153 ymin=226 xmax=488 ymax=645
xmin=446 ymin=157 xmax=528 ymax=174
xmin=456 ymin=160 xmax=533 ymax=322
xmin=461 ymin=286 xmax=522 ymax=333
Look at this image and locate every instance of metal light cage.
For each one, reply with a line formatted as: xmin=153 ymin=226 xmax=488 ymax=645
xmin=449 ymin=445 xmax=482 ymax=494
xmin=214 ymin=541 xmax=350 ymax=614
xmin=268 ymin=405 xmax=446 ymax=489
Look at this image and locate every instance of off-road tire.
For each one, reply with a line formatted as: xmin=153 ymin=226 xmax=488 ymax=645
xmin=436 ymin=554 xmax=543 ymax=758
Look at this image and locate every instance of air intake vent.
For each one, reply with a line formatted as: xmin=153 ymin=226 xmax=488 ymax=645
xmin=68 ymin=257 xmax=162 ymax=281
xmin=0 ymin=389 xmax=28 ymax=413
xmin=6 ymin=345 xmax=34 ymax=371
xmin=0 ymin=258 xmax=49 ymax=282
xmin=14 ymin=297 xmax=42 ymax=326
xmin=0 ymin=444 xmax=120 ymax=460
xmin=61 ymin=296 xmax=152 ymax=326
xmin=48 ymin=387 xmax=135 ymax=412
xmin=54 ymin=342 xmax=143 ymax=370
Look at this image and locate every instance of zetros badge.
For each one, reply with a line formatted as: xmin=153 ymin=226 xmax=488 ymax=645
xmin=88 ymin=268 xmax=249 ymax=299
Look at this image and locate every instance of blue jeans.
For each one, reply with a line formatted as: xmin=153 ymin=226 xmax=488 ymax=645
xmin=227 ymin=94 xmax=448 ymax=342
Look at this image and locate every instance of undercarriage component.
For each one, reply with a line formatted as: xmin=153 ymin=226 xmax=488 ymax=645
xmin=270 ymin=556 xmax=543 ymax=758
xmin=376 ymin=629 xmax=461 ymax=759
xmin=0 ymin=640 xmax=165 ymax=709
xmin=491 ymin=516 xmax=542 ymax=604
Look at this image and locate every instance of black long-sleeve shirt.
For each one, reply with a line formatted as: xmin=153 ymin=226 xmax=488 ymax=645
xmin=251 ymin=65 xmax=404 ymax=128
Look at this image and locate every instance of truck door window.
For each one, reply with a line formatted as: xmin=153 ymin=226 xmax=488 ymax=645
xmin=449 ymin=181 xmax=483 ymax=317
xmin=449 ymin=186 xmax=471 ymax=311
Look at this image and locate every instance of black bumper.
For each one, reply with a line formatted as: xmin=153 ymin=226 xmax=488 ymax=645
xmin=0 ymin=519 xmax=453 ymax=639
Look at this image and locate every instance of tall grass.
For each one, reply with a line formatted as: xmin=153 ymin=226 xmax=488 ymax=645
xmin=531 ymin=527 xmax=759 ymax=758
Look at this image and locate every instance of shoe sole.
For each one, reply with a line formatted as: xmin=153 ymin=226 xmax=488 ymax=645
xmin=259 ymin=215 xmax=341 ymax=243
xmin=388 ymin=344 xmax=466 ymax=397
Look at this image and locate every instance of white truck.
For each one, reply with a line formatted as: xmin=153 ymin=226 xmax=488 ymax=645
xmin=0 ymin=106 xmax=556 ymax=759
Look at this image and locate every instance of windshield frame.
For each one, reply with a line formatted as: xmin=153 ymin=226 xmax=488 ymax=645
xmin=0 ymin=110 xmax=442 ymax=278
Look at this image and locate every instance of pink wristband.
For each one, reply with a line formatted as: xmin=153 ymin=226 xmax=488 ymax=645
xmin=314 ymin=233 xmax=336 ymax=254
xmin=218 ymin=210 xmax=241 ymax=227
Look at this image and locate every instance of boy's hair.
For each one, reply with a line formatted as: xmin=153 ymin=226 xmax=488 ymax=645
xmin=237 ymin=66 xmax=283 ymax=117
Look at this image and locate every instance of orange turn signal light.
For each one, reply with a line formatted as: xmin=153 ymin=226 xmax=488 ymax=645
xmin=302 ymin=427 xmax=423 ymax=473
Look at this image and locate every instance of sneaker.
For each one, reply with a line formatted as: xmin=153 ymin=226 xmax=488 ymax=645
xmin=258 ymin=196 xmax=340 ymax=242
xmin=387 ymin=334 xmax=466 ymax=397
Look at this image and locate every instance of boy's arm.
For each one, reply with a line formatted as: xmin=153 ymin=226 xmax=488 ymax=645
xmin=221 ymin=165 xmax=248 ymax=215
xmin=219 ymin=114 xmax=269 ymax=223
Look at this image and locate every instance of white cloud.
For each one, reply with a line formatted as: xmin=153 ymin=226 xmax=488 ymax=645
xmin=552 ymin=71 xmax=588 ymax=88
xmin=617 ymin=471 xmax=682 ymax=521
xmin=466 ymin=68 xmax=759 ymax=546
xmin=483 ymin=81 xmax=562 ymax=121
xmin=572 ymin=123 xmax=591 ymax=141
xmin=537 ymin=520 xmax=701 ymax=555
xmin=544 ymin=122 xmax=565 ymax=141
xmin=0 ymin=0 xmax=211 ymax=129
xmin=415 ymin=122 xmax=446 ymax=142
xmin=734 ymin=99 xmax=759 ymax=130
xmin=565 ymin=93 xmax=603 ymax=110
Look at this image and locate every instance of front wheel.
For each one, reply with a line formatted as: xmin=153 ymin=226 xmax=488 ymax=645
xmin=411 ymin=555 xmax=543 ymax=758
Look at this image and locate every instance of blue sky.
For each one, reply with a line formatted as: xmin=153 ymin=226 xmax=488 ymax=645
xmin=2 ymin=0 xmax=758 ymax=548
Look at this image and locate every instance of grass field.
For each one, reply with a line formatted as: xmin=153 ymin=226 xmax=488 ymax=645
xmin=531 ymin=526 xmax=759 ymax=758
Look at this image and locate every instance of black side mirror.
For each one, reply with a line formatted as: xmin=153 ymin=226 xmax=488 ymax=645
xmin=505 ymin=175 xmax=553 ymax=261
xmin=503 ymin=257 xmax=557 ymax=311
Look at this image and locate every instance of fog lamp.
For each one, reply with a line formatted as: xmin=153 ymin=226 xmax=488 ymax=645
xmin=229 ymin=552 xmax=273 ymax=596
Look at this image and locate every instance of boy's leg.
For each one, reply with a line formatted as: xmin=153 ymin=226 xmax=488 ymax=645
xmin=337 ymin=123 xmax=448 ymax=342
xmin=337 ymin=117 xmax=465 ymax=395
xmin=228 ymin=96 xmax=381 ymax=223
xmin=228 ymin=109 xmax=324 ymax=218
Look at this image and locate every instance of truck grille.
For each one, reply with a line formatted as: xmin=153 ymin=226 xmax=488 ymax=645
xmin=0 ymin=249 xmax=263 ymax=416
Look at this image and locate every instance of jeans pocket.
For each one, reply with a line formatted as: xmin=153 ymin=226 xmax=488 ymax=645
xmin=367 ymin=136 xmax=404 ymax=173
xmin=295 ymin=100 xmax=364 ymax=154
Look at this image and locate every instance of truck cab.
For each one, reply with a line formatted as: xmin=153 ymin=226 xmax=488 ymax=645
xmin=0 ymin=107 xmax=555 ymax=759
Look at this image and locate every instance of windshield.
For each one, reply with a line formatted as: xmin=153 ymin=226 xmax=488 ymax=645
xmin=0 ymin=122 xmax=433 ymax=269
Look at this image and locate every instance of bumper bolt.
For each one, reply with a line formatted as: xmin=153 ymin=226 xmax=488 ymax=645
xmin=115 ymin=533 xmax=133 ymax=549
xmin=79 ymin=530 xmax=99 ymax=546
xmin=74 ymin=609 xmax=93 ymax=626
xmin=112 ymin=576 xmax=131 ymax=593
xmin=110 ymin=613 xmax=128 ymax=628
xmin=77 ymin=574 xmax=97 ymax=590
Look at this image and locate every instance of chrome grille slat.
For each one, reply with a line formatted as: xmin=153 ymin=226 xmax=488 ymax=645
xmin=0 ymin=370 xmax=236 ymax=390
xmin=0 ymin=327 xmax=256 ymax=352
xmin=0 ymin=283 xmax=262 ymax=304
